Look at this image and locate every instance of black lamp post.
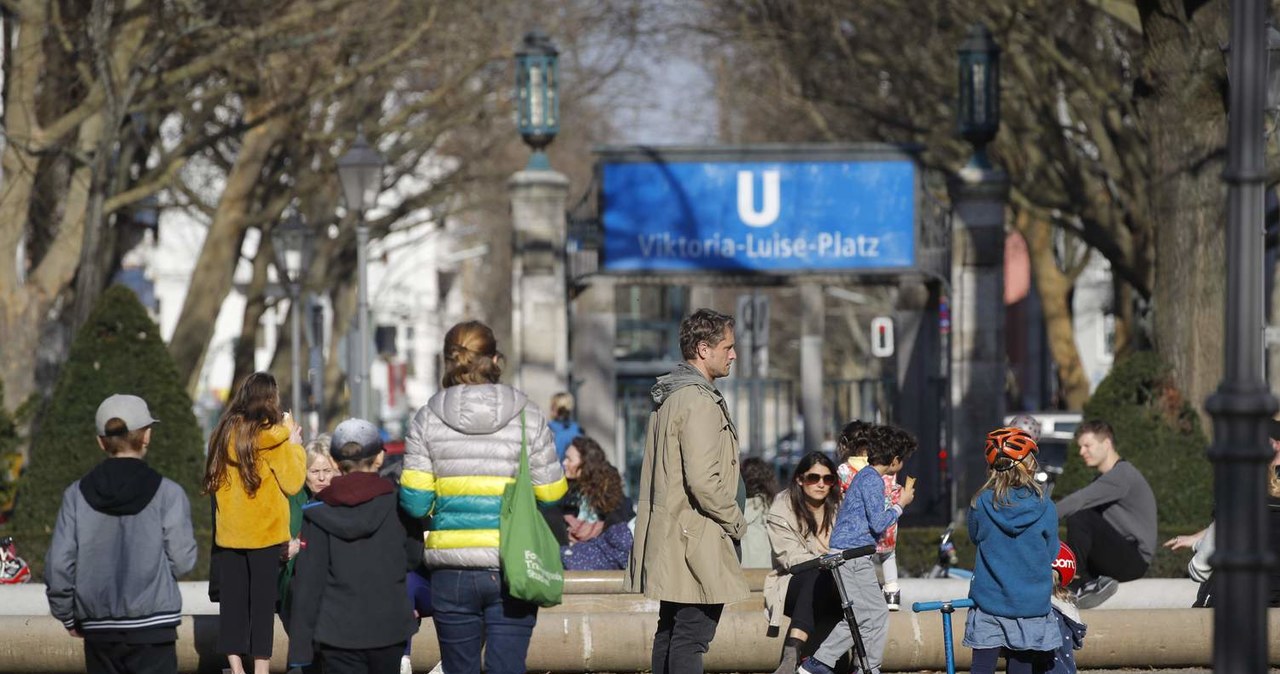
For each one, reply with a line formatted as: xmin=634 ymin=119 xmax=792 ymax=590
xmin=1208 ymin=1 xmax=1280 ymax=671
xmin=515 ymin=30 xmax=560 ymax=170
xmin=956 ymin=23 xmax=1001 ymax=168
xmin=337 ymin=131 xmax=386 ymax=421
xmin=271 ymin=214 xmax=313 ymax=423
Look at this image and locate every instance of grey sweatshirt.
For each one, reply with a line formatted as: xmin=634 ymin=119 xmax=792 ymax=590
xmin=45 ymin=458 xmax=197 ymax=636
xmin=1055 ymin=460 xmax=1158 ymax=562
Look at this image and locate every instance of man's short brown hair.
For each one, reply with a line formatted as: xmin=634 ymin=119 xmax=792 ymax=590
xmin=99 ymin=418 xmax=148 ymax=455
xmin=1075 ymin=419 xmax=1115 ymax=444
xmin=679 ymin=309 xmax=735 ymax=360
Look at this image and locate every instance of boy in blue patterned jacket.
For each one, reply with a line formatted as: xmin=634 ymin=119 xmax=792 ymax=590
xmin=799 ymin=426 xmax=916 ymax=674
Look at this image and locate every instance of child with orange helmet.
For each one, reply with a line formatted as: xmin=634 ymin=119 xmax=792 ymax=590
xmin=963 ymin=427 xmax=1060 ymax=674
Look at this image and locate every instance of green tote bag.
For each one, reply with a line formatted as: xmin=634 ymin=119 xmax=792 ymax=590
xmin=498 ymin=410 xmax=565 ymax=607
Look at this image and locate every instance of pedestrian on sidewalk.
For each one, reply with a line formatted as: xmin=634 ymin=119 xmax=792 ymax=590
xmin=626 ymin=309 xmax=750 ymax=674
xmin=203 ymin=372 xmax=306 ymax=674
xmin=45 ymin=394 xmax=197 ymax=674
xmin=963 ymin=426 xmax=1059 ymax=674
xmin=287 ymin=419 xmax=422 ymax=674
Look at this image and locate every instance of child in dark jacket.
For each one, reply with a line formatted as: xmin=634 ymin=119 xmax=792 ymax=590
xmin=1048 ymin=542 xmax=1087 ymax=674
xmin=287 ymin=419 xmax=424 ymax=674
xmin=45 ymin=394 xmax=198 ymax=674
xmin=798 ymin=425 xmax=916 ymax=674
xmin=964 ymin=427 xmax=1060 ymax=674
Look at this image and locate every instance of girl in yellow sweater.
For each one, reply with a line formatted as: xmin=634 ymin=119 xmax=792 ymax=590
xmin=203 ymin=372 xmax=305 ymax=674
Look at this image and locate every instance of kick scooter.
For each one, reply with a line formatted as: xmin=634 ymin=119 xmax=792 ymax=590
xmin=911 ymin=597 xmax=974 ymax=674
xmin=791 ymin=544 xmax=877 ymax=672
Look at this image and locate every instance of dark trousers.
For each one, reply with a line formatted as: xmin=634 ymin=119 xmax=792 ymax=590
xmin=215 ymin=545 xmax=282 ymax=657
xmin=970 ymin=647 xmax=1053 ymax=674
xmin=1065 ymin=509 xmax=1148 ymax=583
xmin=783 ymin=568 xmax=842 ymax=636
xmin=84 ymin=640 xmax=177 ymax=674
xmin=652 ymin=601 xmax=724 ymax=674
xmin=319 ymin=642 xmax=405 ymax=674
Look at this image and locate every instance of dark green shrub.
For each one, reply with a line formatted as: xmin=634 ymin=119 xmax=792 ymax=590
xmin=1056 ymin=351 xmax=1212 ymax=528
xmin=5 ymin=285 xmax=210 ymax=578
xmin=0 ymin=381 xmax=27 ymax=522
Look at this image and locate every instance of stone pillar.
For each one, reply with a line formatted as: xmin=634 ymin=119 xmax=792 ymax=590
xmin=948 ymin=165 xmax=1010 ymax=506
xmin=571 ymin=278 xmax=619 ymax=465
xmin=800 ymin=282 xmax=826 ymax=452
xmin=510 ymin=169 xmax=570 ymax=414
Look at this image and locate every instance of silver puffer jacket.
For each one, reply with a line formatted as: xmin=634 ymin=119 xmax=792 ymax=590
xmin=400 ymin=383 xmax=568 ymax=569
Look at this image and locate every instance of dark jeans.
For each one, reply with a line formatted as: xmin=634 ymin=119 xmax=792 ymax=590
xmin=216 ymin=545 xmax=282 ymax=657
xmin=970 ymin=647 xmax=1053 ymax=674
xmin=1065 ymin=509 xmax=1148 ymax=583
xmin=652 ymin=601 xmax=724 ymax=674
xmin=319 ymin=643 xmax=405 ymax=674
xmin=84 ymin=640 xmax=177 ymax=674
xmin=430 ymin=569 xmax=538 ymax=674
xmin=783 ymin=568 xmax=842 ymax=636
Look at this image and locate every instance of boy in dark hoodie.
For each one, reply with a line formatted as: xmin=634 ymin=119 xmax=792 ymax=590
xmin=45 ymin=394 xmax=198 ymax=674
xmin=287 ymin=419 xmax=423 ymax=674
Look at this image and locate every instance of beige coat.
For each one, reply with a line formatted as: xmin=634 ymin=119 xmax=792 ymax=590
xmin=762 ymin=492 xmax=831 ymax=628
xmin=624 ymin=371 xmax=749 ymax=604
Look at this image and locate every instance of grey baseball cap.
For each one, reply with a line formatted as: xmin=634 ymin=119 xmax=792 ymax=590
xmin=330 ymin=418 xmax=383 ymax=461
xmin=95 ymin=394 xmax=159 ymax=436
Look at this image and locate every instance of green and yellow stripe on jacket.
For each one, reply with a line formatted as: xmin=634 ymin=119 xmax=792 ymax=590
xmin=400 ymin=384 xmax=569 ymax=570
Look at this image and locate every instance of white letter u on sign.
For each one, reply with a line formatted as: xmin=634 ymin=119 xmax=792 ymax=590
xmin=737 ymin=170 xmax=780 ymax=228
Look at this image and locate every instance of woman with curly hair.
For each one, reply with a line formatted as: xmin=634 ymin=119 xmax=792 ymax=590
xmin=560 ymin=435 xmax=634 ymax=570
xmin=203 ymin=372 xmax=305 ymax=674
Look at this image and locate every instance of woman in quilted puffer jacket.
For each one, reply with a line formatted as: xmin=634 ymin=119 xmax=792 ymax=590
xmin=399 ymin=320 xmax=568 ymax=674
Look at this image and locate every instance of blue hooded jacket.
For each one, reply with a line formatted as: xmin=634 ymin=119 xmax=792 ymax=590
xmin=968 ymin=485 xmax=1058 ymax=618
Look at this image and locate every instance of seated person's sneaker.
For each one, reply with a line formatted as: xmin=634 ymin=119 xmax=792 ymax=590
xmin=884 ymin=589 xmax=901 ymax=611
xmin=1075 ymin=575 xmax=1119 ymax=609
xmin=797 ymin=657 xmax=837 ymax=674
xmin=400 ymin=655 xmax=413 ymax=674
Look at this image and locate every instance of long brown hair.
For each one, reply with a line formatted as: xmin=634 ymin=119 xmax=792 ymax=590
xmin=787 ymin=452 xmax=840 ymax=540
xmin=569 ymin=436 xmax=622 ymax=516
xmin=203 ymin=371 xmax=284 ymax=496
xmin=442 ymin=321 xmax=503 ymax=387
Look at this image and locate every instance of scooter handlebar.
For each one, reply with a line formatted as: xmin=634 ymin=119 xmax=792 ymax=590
xmin=911 ymin=598 xmax=975 ymax=613
xmin=789 ymin=544 xmax=877 ymax=574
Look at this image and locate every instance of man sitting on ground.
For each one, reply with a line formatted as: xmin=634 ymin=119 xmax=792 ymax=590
xmin=1055 ymin=419 xmax=1157 ymax=609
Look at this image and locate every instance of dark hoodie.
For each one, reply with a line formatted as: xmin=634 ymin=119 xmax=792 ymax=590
xmin=287 ymin=472 xmax=423 ymax=665
xmin=45 ymin=457 xmax=197 ymax=641
xmin=968 ymin=485 xmax=1059 ymax=618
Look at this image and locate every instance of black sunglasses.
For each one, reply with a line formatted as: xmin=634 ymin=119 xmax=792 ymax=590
xmin=801 ymin=472 xmax=837 ymax=486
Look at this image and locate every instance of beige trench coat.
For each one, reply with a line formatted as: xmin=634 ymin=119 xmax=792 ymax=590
xmin=762 ymin=492 xmax=830 ymax=628
xmin=624 ymin=384 xmax=749 ymax=604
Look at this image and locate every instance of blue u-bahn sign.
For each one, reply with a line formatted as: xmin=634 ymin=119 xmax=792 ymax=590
xmin=597 ymin=145 xmax=920 ymax=274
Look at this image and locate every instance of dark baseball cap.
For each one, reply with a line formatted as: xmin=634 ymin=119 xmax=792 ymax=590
xmin=330 ymin=418 xmax=383 ymax=461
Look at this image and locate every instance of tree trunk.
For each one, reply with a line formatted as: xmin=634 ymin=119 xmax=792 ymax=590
xmin=232 ymin=240 xmax=274 ymax=394
xmin=1016 ymin=211 xmax=1092 ymax=410
xmin=168 ymin=108 xmax=290 ymax=394
xmin=1137 ymin=0 xmax=1229 ymax=431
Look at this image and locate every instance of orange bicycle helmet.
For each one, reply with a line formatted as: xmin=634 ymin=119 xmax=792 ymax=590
xmin=984 ymin=426 xmax=1038 ymax=470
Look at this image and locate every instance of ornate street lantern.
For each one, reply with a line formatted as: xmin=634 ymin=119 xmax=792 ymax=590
xmin=957 ymin=23 xmax=1001 ymax=167
xmin=515 ymin=30 xmax=560 ymax=169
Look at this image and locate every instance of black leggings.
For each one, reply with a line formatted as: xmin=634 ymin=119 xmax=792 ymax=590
xmin=783 ymin=568 xmax=843 ymax=635
xmin=1065 ymin=508 xmax=1148 ymax=583
xmin=970 ymin=647 xmax=1054 ymax=674
xmin=215 ymin=545 xmax=282 ymax=658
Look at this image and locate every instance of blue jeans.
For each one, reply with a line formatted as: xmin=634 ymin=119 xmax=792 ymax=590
xmin=429 ymin=569 xmax=538 ymax=674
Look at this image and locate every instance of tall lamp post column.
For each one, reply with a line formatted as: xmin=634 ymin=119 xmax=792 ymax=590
xmin=1209 ymin=3 xmax=1280 ymax=671
xmin=948 ymin=23 xmax=1011 ymax=506
xmin=510 ymin=30 xmax=570 ymax=410
xmin=271 ymin=214 xmax=314 ymax=424
xmin=338 ymin=133 xmax=387 ymax=421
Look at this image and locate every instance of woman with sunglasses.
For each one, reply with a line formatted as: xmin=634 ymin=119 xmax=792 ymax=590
xmin=762 ymin=452 xmax=843 ymax=674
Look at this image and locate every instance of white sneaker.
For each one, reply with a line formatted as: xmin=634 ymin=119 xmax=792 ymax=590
xmin=400 ymin=655 xmax=413 ymax=674
xmin=427 ymin=662 xmax=445 ymax=674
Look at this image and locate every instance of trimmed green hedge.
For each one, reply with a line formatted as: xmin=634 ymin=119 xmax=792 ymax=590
xmin=1 ymin=285 xmax=210 ymax=574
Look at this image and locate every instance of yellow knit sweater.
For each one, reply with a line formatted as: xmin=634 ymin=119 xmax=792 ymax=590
xmin=213 ymin=424 xmax=306 ymax=549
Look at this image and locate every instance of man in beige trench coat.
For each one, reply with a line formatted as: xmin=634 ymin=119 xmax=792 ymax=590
xmin=625 ymin=308 xmax=749 ymax=674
